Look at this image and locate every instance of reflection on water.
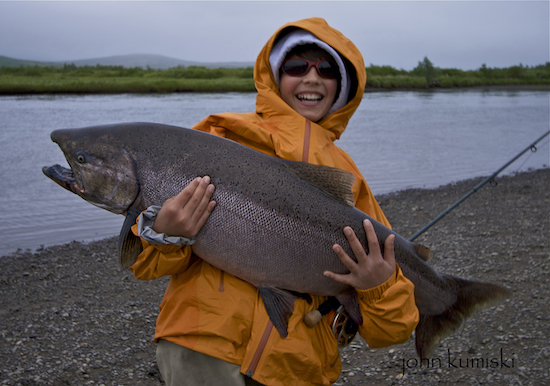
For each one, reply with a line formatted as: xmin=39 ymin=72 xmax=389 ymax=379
xmin=0 ymin=90 xmax=548 ymax=255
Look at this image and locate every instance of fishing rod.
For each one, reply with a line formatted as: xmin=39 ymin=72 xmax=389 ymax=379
xmin=408 ymin=129 xmax=550 ymax=242
xmin=305 ymin=129 xmax=550 ymax=345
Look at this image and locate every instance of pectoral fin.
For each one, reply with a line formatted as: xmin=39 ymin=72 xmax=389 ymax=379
xmin=118 ymin=209 xmax=143 ymax=269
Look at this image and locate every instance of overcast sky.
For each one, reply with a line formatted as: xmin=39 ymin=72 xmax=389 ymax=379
xmin=1 ymin=1 xmax=548 ymax=71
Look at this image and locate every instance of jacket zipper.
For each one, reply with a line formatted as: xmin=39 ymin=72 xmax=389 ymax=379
xmin=218 ymin=270 xmax=225 ymax=292
xmin=246 ymin=320 xmax=273 ymax=377
xmin=302 ymin=119 xmax=311 ymax=163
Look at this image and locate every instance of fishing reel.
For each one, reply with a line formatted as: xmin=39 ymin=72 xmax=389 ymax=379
xmin=303 ymin=297 xmax=358 ymax=347
xmin=329 ymin=305 xmax=358 ymax=347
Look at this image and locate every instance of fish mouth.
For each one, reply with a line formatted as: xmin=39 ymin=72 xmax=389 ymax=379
xmin=42 ymin=164 xmax=85 ymax=195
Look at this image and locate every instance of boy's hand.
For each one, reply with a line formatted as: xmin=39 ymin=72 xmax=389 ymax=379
xmin=152 ymin=176 xmax=216 ymax=238
xmin=324 ymin=219 xmax=396 ymax=290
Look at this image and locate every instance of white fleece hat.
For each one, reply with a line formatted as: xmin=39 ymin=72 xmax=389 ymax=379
xmin=269 ymin=29 xmax=351 ymax=116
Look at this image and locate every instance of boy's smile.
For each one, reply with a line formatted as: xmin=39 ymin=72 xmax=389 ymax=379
xmin=279 ymin=58 xmax=338 ymax=122
xmin=296 ymin=92 xmax=323 ymax=103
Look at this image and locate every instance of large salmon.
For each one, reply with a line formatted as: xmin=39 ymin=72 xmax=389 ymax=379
xmin=43 ymin=122 xmax=510 ymax=357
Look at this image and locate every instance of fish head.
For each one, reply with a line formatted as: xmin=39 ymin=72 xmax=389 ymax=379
xmin=42 ymin=127 xmax=140 ymax=215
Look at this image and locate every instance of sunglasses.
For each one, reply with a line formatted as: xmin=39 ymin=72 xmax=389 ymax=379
xmin=281 ymin=58 xmax=339 ymax=79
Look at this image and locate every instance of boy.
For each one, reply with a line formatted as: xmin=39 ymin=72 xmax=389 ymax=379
xmin=130 ymin=18 xmax=419 ymax=386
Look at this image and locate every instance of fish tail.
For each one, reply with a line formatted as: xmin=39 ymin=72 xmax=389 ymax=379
xmin=415 ymin=276 xmax=511 ymax=358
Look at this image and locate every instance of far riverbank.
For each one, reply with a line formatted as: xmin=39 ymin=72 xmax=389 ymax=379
xmin=1 ymin=78 xmax=548 ymax=95
xmin=1 ymin=63 xmax=548 ymax=94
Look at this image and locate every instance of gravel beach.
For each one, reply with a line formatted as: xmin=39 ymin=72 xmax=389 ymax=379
xmin=1 ymin=168 xmax=548 ymax=386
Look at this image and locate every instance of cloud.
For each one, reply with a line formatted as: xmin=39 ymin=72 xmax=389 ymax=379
xmin=0 ymin=1 xmax=548 ymax=70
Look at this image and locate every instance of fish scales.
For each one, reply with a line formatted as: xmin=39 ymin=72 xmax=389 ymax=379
xmin=193 ymin=183 xmax=357 ymax=295
xmin=132 ymin=124 xmax=357 ymax=294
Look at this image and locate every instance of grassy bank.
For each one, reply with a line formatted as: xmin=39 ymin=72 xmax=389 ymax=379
xmin=0 ymin=65 xmax=256 ymax=94
xmin=0 ymin=76 xmax=255 ymax=94
xmin=366 ymin=59 xmax=550 ymax=89
xmin=0 ymin=60 xmax=548 ymax=94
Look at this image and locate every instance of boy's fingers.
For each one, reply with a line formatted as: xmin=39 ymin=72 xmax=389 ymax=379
xmin=152 ymin=176 xmax=216 ymax=238
xmin=323 ymin=269 xmax=352 ymax=286
xmin=363 ymin=219 xmax=381 ymax=258
xmin=173 ymin=176 xmax=213 ymax=219
xmin=332 ymin=244 xmax=358 ymax=273
xmin=342 ymin=227 xmax=367 ymax=263
xmin=384 ymin=234 xmax=396 ymax=265
xmin=188 ymin=177 xmax=213 ymax=214
xmin=186 ymin=176 xmax=211 ymax=210
xmin=172 ymin=177 xmax=202 ymax=207
xmin=193 ymin=183 xmax=216 ymax=227
xmin=195 ymin=200 xmax=217 ymax=231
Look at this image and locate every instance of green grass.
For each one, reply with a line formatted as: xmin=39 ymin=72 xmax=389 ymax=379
xmin=0 ymin=65 xmax=256 ymax=94
xmin=364 ymin=60 xmax=550 ymax=89
xmin=0 ymin=62 xmax=548 ymax=94
xmin=0 ymin=76 xmax=255 ymax=94
xmin=366 ymin=75 xmax=429 ymax=89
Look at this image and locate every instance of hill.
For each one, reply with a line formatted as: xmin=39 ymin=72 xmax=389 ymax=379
xmin=0 ymin=53 xmax=254 ymax=69
xmin=0 ymin=55 xmax=62 ymax=68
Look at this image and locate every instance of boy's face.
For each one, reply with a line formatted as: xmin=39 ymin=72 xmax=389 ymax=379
xmin=279 ymin=56 xmax=338 ymax=122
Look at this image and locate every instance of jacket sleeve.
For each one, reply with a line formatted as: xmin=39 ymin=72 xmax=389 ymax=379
xmin=128 ymin=223 xmax=194 ymax=280
xmin=356 ymin=263 xmax=419 ymax=347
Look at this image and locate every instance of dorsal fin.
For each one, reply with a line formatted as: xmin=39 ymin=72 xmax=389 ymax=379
xmin=283 ymin=161 xmax=356 ymax=207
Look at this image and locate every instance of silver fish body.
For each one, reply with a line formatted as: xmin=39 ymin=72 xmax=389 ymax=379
xmin=43 ymin=122 xmax=510 ymax=357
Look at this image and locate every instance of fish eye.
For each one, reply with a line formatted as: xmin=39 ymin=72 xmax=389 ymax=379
xmin=76 ymin=152 xmax=86 ymax=163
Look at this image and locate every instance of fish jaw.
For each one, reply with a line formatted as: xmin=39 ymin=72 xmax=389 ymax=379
xmin=43 ymin=128 xmax=141 ymax=215
xmin=42 ymin=164 xmax=85 ymax=196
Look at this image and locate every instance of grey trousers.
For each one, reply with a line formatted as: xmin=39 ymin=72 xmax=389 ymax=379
xmin=156 ymin=339 xmax=264 ymax=386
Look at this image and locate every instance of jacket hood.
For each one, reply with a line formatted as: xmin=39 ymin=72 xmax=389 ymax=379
xmin=254 ymin=17 xmax=366 ymax=139
xmin=268 ymin=29 xmax=351 ymax=116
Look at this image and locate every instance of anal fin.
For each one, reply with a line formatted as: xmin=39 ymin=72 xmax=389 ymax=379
xmin=259 ymin=287 xmax=298 ymax=338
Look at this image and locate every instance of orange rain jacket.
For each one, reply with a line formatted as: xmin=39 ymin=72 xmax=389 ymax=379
xmin=130 ymin=17 xmax=419 ymax=386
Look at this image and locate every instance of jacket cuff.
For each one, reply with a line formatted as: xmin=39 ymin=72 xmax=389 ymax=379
xmin=356 ymin=264 xmax=399 ymax=303
xmin=137 ymin=206 xmax=196 ymax=246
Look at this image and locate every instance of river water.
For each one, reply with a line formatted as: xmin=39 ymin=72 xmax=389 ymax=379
xmin=0 ymin=90 xmax=548 ymax=256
